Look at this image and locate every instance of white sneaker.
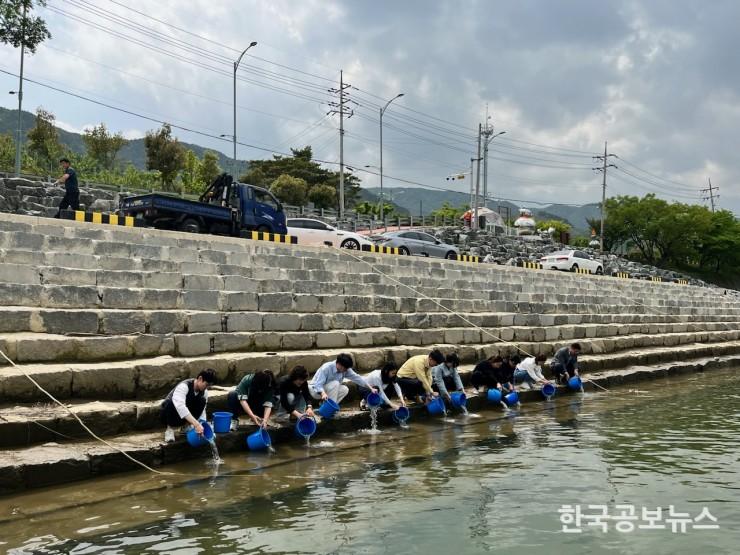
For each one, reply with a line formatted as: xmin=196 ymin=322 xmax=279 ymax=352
xmin=230 ymin=419 xmax=238 ymax=432
xmin=164 ymin=427 xmax=176 ymax=443
xmin=519 ymin=382 xmax=531 ymax=390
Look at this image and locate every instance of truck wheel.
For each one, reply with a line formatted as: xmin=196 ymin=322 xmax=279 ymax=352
xmin=257 ymin=225 xmax=271 ymax=233
xmin=179 ymin=218 xmax=201 ymax=233
xmin=341 ymin=238 xmax=360 ymax=250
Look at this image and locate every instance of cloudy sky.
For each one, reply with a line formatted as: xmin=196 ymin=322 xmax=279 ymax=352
xmin=1 ymin=0 xmax=737 ymax=213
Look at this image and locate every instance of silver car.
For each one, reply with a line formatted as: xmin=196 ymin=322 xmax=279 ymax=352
xmin=374 ymin=230 xmax=460 ymax=259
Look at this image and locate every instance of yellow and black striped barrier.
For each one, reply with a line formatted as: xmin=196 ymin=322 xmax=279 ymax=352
xmin=452 ymin=254 xmax=480 ymax=263
xmin=573 ymin=267 xmax=591 ymax=275
xmin=361 ymin=244 xmax=400 ymax=255
xmin=245 ymin=230 xmax=297 ymax=244
xmin=650 ymin=276 xmax=663 ymax=283
xmin=613 ymin=272 xmax=630 ymax=279
xmin=60 ymin=209 xmax=141 ymax=227
xmin=518 ymin=261 xmax=543 ymax=270
xmin=675 ymin=279 xmax=689 ymax=285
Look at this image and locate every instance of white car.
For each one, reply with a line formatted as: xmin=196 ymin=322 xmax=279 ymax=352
xmin=540 ymin=249 xmax=604 ymax=274
xmin=286 ymin=218 xmax=373 ymax=250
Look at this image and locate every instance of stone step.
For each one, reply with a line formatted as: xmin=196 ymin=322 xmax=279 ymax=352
xmin=1 ymin=281 xmax=738 ymax=319
xmin=3 ymin=305 xmax=737 ymax=337
xmin=0 ymin=352 xmax=736 ymax=495
xmin=1 ymin=321 xmax=738 ymax=365
xmin=2 ymin=332 xmax=739 ymax=403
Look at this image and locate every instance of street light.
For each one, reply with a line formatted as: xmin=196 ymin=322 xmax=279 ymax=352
xmin=379 ymin=93 xmax=403 ymax=224
xmin=233 ymin=41 xmax=257 ymax=180
xmin=481 ymin=130 xmax=506 ymax=210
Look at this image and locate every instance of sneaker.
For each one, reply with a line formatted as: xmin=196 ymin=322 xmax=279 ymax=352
xmin=230 ymin=419 xmax=238 ymax=432
xmin=519 ymin=382 xmax=531 ymax=391
xmin=359 ymin=399 xmax=368 ymax=411
xmin=164 ymin=427 xmax=176 ymax=443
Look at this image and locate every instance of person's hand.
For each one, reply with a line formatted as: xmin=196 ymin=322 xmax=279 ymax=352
xmin=445 ymin=395 xmax=452 ymax=403
xmin=251 ymin=415 xmax=263 ymax=426
xmin=194 ymin=422 xmax=204 ymax=436
xmin=390 ymin=403 xmax=399 ymax=411
xmin=320 ymin=391 xmax=328 ymax=401
xmin=306 ymin=406 xmax=315 ymax=417
xmin=496 ymin=383 xmax=502 ymax=389
xmin=371 ymin=387 xmax=379 ymax=393
xmin=432 ymin=391 xmax=439 ymax=398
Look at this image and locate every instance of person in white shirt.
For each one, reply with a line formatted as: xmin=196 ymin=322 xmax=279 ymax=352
xmin=308 ymin=353 xmax=376 ymax=405
xmin=513 ymin=354 xmax=550 ymax=390
xmin=160 ymin=369 xmax=216 ymax=443
xmin=359 ymin=362 xmax=406 ymax=410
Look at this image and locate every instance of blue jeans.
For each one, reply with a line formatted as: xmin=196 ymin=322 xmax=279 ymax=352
xmin=513 ymin=368 xmax=535 ymax=386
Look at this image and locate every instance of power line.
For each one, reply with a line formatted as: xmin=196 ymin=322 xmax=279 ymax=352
xmin=613 ymin=155 xmax=697 ymax=192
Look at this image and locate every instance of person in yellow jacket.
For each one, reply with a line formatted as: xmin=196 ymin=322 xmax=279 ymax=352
xmin=397 ymin=349 xmax=445 ymax=403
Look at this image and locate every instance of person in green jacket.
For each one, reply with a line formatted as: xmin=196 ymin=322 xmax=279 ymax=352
xmin=227 ymin=370 xmax=277 ymax=428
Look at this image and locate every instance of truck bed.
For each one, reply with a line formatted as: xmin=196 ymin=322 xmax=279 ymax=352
xmin=120 ymin=193 xmax=235 ymax=222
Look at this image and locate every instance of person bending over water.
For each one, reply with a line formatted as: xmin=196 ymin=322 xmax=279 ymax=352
xmin=550 ymin=343 xmax=581 ymax=384
xmin=278 ymin=365 xmax=315 ymax=420
xmin=513 ymin=354 xmax=550 ymax=390
xmin=471 ymin=355 xmax=519 ymax=395
xmin=227 ymin=370 xmax=278 ymax=428
xmin=397 ymin=349 xmax=445 ymax=404
xmin=359 ymin=362 xmax=406 ymax=410
xmin=308 ymin=353 xmax=376 ymax=406
xmin=432 ymin=353 xmax=465 ymax=404
xmin=160 ymin=368 xmax=216 ymax=443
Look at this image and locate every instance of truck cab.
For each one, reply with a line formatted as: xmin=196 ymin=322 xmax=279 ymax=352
xmin=236 ymin=183 xmax=287 ymax=234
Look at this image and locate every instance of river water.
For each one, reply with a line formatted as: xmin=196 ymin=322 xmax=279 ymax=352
xmin=1 ymin=367 xmax=738 ymax=554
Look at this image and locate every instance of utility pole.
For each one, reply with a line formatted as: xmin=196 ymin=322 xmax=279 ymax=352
xmin=700 ymin=178 xmax=719 ymax=212
xmin=473 ymin=123 xmax=482 ymax=228
xmin=328 ymin=71 xmax=353 ymax=220
xmin=232 ymin=41 xmax=257 ymax=180
xmin=593 ymin=142 xmax=617 ymax=256
xmin=379 ymin=93 xmax=403 ymax=225
xmin=14 ymin=2 xmax=27 ymax=177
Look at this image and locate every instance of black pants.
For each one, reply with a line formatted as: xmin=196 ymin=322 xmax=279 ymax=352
xmin=432 ymin=376 xmax=457 ymax=394
xmin=55 ymin=190 xmax=80 ymax=217
xmin=227 ymin=390 xmax=266 ymax=417
xmin=160 ymin=397 xmax=206 ymax=427
xmin=398 ymin=377 xmax=426 ymax=399
xmin=550 ymin=363 xmax=575 ymax=382
xmin=471 ymin=371 xmax=497 ymax=389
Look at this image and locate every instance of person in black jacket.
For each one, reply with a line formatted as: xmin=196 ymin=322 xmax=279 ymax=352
xmin=53 ymin=158 xmax=80 ymax=217
xmin=278 ymin=365 xmax=315 ymax=420
xmin=495 ymin=355 xmax=520 ymax=394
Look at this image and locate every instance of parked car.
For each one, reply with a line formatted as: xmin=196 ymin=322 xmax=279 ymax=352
xmin=540 ymin=250 xmax=603 ymax=274
xmin=373 ymin=230 xmax=460 ymax=259
xmin=286 ymin=218 xmax=372 ymax=249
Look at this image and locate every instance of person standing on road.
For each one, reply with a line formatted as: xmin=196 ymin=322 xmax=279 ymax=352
xmin=160 ymin=369 xmax=216 ymax=443
xmin=53 ymin=158 xmax=80 ymax=217
xmin=550 ymin=343 xmax=581 ymax=384
xmin=308 ymin=353 xmax=376 ymax=406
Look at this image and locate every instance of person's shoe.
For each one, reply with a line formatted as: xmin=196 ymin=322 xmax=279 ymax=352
xmin=519 ymin=382 xmax=531 ymax=390
xmin=230 ymin=419 xmax=238 ymax=432
xmin=359 ymin=399 xmax=368 ymax=411
xmin=164 ymin=427 xmax=176 ymax=443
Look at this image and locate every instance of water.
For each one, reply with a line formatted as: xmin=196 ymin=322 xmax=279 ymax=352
xmin=1 ymin=367 xmax=739 ymax=554
xmin=207 ymin=438 xmax=223 ymax=466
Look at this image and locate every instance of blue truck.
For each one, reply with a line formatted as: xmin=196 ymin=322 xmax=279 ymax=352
xmin=119 ymin=173 xmax=288 ymax=236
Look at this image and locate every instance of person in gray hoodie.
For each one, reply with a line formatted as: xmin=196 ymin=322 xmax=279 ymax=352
xmin=550 ymin=343 xmax=581 ymax=384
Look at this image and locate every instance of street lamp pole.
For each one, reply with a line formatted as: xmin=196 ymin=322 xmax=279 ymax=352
xmin=482 ymin=130 xmax=506 ymax=208
xmin=233 ymin=41 xmax=257 ymax=180
xmin=14 ymin=2 xmax=27 ymax=177
xmin=379 ymin=93 xmax=403 ymax=225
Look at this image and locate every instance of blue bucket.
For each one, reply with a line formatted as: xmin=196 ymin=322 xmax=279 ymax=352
xmin=487 ymin=388 xmax=503 ymax=404
xmin=295 ymin=416 xmax=317 ymax=439
xmin=392 ymin=406 xmax=410 ymax=424
xmin=212 ymin=411 xmax=233 ymax=433
xmin=366 ymin=391 xmax=383 ymax=408
xmin=427 ymin=397 xmax=446 ymax=415
xmin=450 ymin=391 xmax=467 ymax=408
xmin=568 ymin=376 xmax=583 ymax=391
xmin=317 ymin=399 xmax=340 ymax=419
xmin=504 ymin=391 xmax=520 ymax=406
xmin=246 ymin=428 xmax=272 ymax=451
xmin=186 ymin=420 xmax=214 ymax=447
xmin=542 ymin=383 xmax=556 ymax=399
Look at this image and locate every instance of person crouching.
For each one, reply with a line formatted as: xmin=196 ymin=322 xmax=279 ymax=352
xmin=308 ymin=353 xmax=376 ymax=406
xmin=359 ymin=362 xmax=406 ymax=410
xmin=227 ymin=370 xmax=278 ymax=429
xmin=160 ymin=368 xmax=216 ymax=443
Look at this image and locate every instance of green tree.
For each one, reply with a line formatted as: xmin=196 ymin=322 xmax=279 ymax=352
xmin=198 ymin=150 xmax=221 ymax=186
xmin=0 ymin=132 xmax=14 ymax=171
xmin=308 ymin=183 xmax=337 ymax=210
xmin=355 ymin=200 xmax=397 ymax=218
xmin=429 ymin=201 xmax=468 ymax=220
xmin=82 ymin=123 xmax=127 ymax=170
xmin=697 ymin=210 xmax=740 ymax=273
xmin=26 ymin=106 xmax=61 ymax=172
xmin=0 ymin=0 xmax=51 ymax=53
xmin=144 ymin=123 xmax=185 ymax=190
xmin=241 ymin=145 xmax=361 ymax=207
xmin=570 ymin=236 xmax=591 ymax=248
xmin=180 ymin=149 xmax=201 ymax=193
xmin=270 ymin=173 xmax=308 ymax=205
xmin=536 ymin=219 xmax=571 ymax=233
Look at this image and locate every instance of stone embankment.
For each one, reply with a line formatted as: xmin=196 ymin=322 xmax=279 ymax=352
xmin=0 ymin=211 xmax=739 ymax=495
xmin=0 ymin=177 xmax=120 ymax=217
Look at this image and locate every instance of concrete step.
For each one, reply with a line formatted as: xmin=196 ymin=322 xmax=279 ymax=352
xmin=1 ymin=322 xmax=738 ymax=364
xmin=0 ymin=352 xmax=736 ymax=495
xmin=2 ymin=332 xmax=739 ymax=403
